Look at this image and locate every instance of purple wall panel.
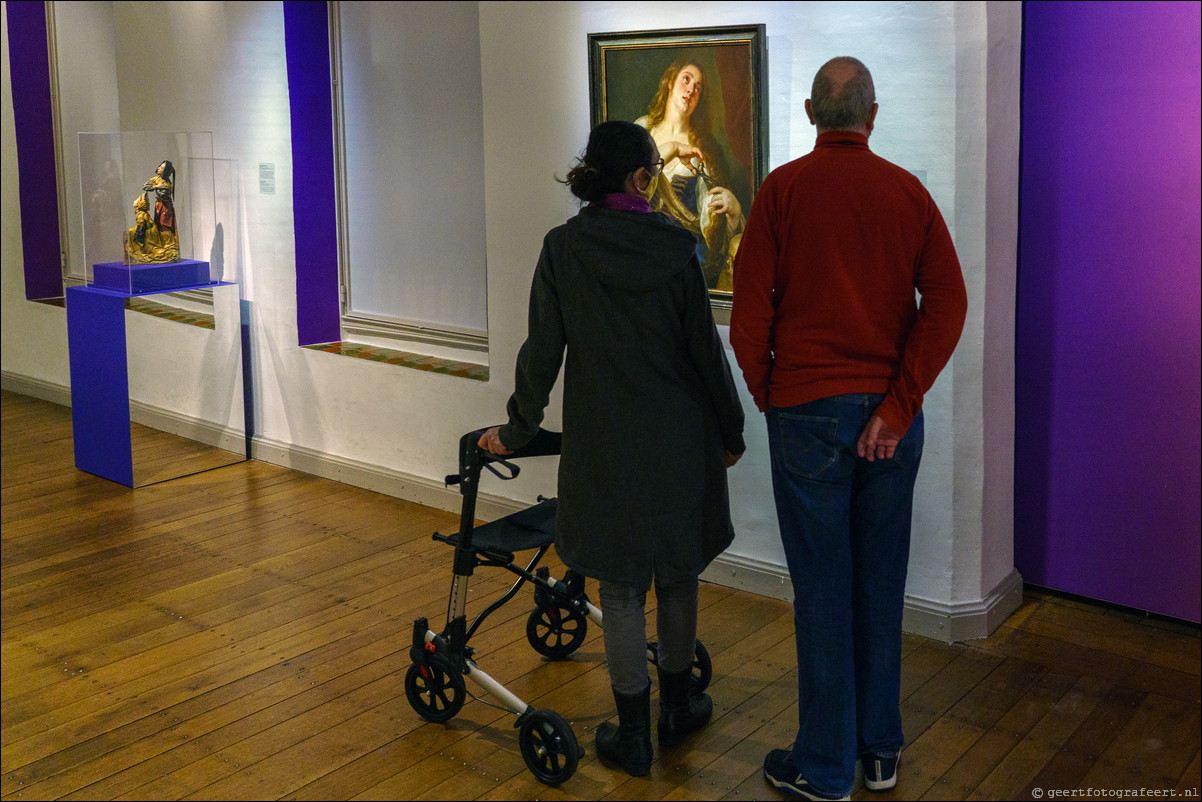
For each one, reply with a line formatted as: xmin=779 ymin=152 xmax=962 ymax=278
xmin=1017 ymin=1 xmax=1201 ymax=621
xmin=6 ymin=1 xmax=64 ymax=300
xmin=282 ymin=1 xmax=340 ymax=346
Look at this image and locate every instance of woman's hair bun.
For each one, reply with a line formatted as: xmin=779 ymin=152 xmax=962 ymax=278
xmin=561 ymin=121 xmax=655 ymax=203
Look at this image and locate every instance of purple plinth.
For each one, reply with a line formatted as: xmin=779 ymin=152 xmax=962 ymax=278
xmin=92 ymin=260 xmax=211 ymax=294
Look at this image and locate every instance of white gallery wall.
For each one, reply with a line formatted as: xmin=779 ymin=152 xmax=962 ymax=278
xmin=0 ymin=1 xmax=1021 ymax=641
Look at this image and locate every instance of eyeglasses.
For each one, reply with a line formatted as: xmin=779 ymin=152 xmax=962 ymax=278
xmin=649 ymin=158 xmax=665 ymax=175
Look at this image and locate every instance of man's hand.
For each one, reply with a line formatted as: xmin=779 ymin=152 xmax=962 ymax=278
xmin=477 ymin=426 xmax=512 ymax=455
xmin=724 ymin=450 xmax=743 ymax=468
xmin=857 ymin=415 xmax=901 ymax=462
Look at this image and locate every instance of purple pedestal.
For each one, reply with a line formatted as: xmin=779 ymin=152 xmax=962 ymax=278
xmin=92 ymin=259 xmax=210 ymax=294
xmin=66 ymin=281 xmax=241 ymax=487
xmin=67 ymin=286 xmax=134 ymax=486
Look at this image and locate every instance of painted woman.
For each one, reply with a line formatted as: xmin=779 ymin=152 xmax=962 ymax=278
xmin=635 ymin=59 xmax=747 ymax=290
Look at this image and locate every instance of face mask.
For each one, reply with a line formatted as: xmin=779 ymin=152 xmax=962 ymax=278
xmin=639 ymin=171 xmax=657 ymax=200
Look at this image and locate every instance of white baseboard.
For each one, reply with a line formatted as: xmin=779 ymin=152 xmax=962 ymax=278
xmin=902 ymin=569 xmax=1025 ymax=643
xmin=1 ymin=372 xmax=71 ymax=406
xmin=702 ymin=554 xmax=1023 ymax=643
xmin=1 ymin=371 xmax=245 ymax=453
xmin=3 ymin=371 xmax=1023 ymax=643
xmin=703 ymin=559 xmax=1023 ymax=643
xmin=701 ymin=552 xmax=795 ymax=602
xmin=249 ymin=434 xmax=523 ymax=521
xmin=128 ymin=401 xmax=246 ymax=453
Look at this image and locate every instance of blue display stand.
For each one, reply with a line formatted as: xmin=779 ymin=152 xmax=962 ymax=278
xmin=66 ymin=273 xmax=224 ymax=487
xmin=91 ymin=259 xmax=210 ymax=294
xmin=67 ymin=286 xmax=135 ymax=485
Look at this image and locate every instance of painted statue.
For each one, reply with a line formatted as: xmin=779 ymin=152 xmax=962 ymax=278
xmin=124 ymin=159 xmax=179 ymax=263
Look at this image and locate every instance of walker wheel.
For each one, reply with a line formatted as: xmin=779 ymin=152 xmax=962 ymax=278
xmin=526 ymin=604 xmax=587 ymax=658
xmin=518 ymin=709 xmax=580 ymax=786
xmin=404 ymin=653 xmax=466 ymax=722
xmin=647 ymin=639 xmax=712 ymax=695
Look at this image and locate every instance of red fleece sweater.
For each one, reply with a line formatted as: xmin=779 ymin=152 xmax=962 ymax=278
xmin=730 ymin=132 xmax=967 ymax=436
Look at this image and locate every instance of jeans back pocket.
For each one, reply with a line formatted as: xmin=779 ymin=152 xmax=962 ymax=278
xmin=776 ymin=413 xmax=842 ymax=481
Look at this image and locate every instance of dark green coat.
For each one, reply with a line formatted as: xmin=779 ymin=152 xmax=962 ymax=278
xmin=499 ymin=206 xmax=746 ymax=590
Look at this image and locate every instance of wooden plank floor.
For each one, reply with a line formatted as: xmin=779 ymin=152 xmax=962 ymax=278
xmin=2 ymin=389 xmax=1199 ymax=801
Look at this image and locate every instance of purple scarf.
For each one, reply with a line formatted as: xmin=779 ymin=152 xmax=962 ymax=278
xmin=593 ymin=193 xmax=651 ymax=213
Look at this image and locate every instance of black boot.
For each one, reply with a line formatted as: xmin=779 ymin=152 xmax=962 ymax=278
xmin=657 ymin=664 xmax=713 ymax=747
xmin=595 ymin=683 xmax=653 ymax=777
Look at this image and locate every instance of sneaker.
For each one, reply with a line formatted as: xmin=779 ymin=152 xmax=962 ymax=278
xmin=763 ymin=749 xmax=851 ymax=801
xmin=861 ymin=749 xmax=900 ymax=791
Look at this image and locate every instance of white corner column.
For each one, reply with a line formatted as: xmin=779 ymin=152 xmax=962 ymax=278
xmin=903 ymin=1 xmax=1023 ymax=643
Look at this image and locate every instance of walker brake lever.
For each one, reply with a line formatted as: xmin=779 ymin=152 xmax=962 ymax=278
xmin=481 ymin=454 xmax=520 ymax=480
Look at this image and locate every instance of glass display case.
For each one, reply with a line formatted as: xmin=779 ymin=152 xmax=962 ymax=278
xmin=68 ymin=131 xmax=246 ymax=487
xmin=78 ymin=131 xmax=217 ymax=293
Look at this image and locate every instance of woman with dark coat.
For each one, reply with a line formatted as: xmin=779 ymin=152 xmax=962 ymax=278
xmin=479 ymin=120 xmax=746 ymax=777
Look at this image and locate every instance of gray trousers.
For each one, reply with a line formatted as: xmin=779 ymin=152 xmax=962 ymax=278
xmin=599 ymin=574 xmax=699 ymax=695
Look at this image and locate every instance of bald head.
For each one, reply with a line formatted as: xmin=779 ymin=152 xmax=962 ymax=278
xmin=808 ymin=57 xmax=877 ymax=135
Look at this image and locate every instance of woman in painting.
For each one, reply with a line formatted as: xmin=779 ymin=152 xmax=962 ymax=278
xmin=477 ymin=121 xmax=745 ymax=778
xmin=635 ymin=58 xmax=747 ymax=290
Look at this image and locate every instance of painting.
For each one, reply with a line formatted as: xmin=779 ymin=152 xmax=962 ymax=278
xmin=589 ymin=25 xmax=767 ymax=304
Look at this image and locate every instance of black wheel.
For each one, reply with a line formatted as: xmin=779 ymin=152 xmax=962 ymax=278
xmin=526 ymin=604 xmax=587 ymax=658
xmin=404 ymin=654 xmax=466 ymax=722
xmin=518 ymin=709 xmax=580 ymax=786
xmin=647 ymin=639 xmax=713 ymax=695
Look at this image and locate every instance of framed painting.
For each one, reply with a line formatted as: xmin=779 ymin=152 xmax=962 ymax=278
xmin=588 ymin=25 xmax=768 ymax=307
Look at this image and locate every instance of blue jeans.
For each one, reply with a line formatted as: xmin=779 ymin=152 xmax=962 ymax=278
xmin=767 ymin=394 xmax=923 ymax=797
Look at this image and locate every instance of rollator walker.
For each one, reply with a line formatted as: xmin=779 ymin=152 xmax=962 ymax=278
xmin=405 ymin=427 xmax=712 ymax=786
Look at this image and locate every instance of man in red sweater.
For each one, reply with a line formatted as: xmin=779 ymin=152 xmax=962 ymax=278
xmin=730 ymin=57 xmax=967 ymax=801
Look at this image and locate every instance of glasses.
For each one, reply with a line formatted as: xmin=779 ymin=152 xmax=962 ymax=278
xmin=648 ymin=158 xmax=665 ymax=175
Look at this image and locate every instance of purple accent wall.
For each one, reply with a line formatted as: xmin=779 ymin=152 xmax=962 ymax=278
xmin=282 ymin=1 xmax=340 ymax=346
xmin=6 ymin=1 xmax=64 ymax=300
xmin=1016 ymin=2 xmax=1201 ymax=622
